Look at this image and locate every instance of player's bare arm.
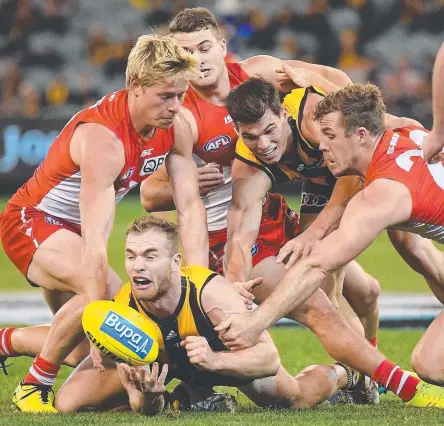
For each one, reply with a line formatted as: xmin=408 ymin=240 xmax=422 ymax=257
xmin=71 ymin=123 xmax=125 ymax=302
xmin=216 ymin=179 xmax=412 ymax=348
xmin=166 ymin=108 xmax=209 ymax=267
xmin=224 ymin=159 xmax=272 ymax=282
xmin=140 ymin=164 xmax=176 ymax=212
xmin=241 ymin=55 xmax=351 ymax=92
xmin=182 ymin=274 xmax=279 ymax=379
xmin=251 ymin=178 xmax=412 ymax=331
xmin=423 ymin=43 xmax=444 ymax=163
xmin=141 ymin=161 xmax=226 ymax=212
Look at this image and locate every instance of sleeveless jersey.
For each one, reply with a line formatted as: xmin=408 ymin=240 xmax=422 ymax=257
xmin=9 ymin=90 xmax=175 ymax=225
xmin=114 ymin=265 xmax=249 ymax=386
xmin=365 ymin=126 xmax=444 ymax=242
xmin=235 ymin=87 xmax=336 ymax=186
xmin=183 ymin=63 xmax=249 ymax=231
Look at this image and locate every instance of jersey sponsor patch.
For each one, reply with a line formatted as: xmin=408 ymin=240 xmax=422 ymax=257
xmin=100 ymin=311 xmax=154 ymax=357
xmin=44 ymin=216 xmax=63 ymax=226
xmin=203 ymin=135 xmax=231 ymax=152
xmin=140 ymin=154 xmax=167 ymax=176
xmin=301 ymin=192 xmax=329 ymax=208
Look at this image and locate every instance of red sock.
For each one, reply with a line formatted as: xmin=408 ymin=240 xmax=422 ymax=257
xmin=24 ymin=354 xmax=60 ymax=386
xmin=0 ymin=328 xmax=17 ymax=357
xmin=368 ymin=336 xmax=377 ymax=348
xmin=372 ymin=359 xmax=420 ymax=401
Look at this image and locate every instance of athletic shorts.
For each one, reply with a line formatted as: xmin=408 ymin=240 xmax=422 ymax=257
xmin=0 ymin=203 xmax=81 ymax=281
xmin=208 ymin=192 xmax=299 ymax=274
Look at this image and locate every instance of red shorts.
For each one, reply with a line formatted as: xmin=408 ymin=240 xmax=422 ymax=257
xmin=0 ymin=203 xmax=81 ymax=280
xmin=208 ymin=193 xmax=299 ymax=274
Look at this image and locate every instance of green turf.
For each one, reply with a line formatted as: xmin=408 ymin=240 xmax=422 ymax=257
xmin=0 ymin=195 xmax=434 ymax=293
xmin=1 ymin=328 xmax=442 ymax=425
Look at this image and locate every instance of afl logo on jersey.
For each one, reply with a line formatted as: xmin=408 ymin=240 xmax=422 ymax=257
xmin=203 ymin=135 xmax=231 ymax=152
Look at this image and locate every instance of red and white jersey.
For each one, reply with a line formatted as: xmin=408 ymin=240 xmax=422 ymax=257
xmin=9 ymin=90 xmax=175 ymax=225
xmin=364 ymin=126 xmax=444 ymax=242
xmin=183 ymin=63 xmax=249 ymax=231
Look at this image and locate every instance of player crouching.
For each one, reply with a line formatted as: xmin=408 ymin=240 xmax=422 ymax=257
xmin=46 ymin=216 xmax=376 ymax=414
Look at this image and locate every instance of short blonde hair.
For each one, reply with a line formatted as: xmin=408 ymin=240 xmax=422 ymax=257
xmin=125 ymin=34 xmax=199 ymax=88
xmin=313 ymin=83 xmax=387 ymax=136
xmin=126 ymin=216 xmax=179 ymax=255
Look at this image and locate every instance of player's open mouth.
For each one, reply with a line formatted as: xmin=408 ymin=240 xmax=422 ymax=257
xmin=201 ymin=69 xmax=211 ymax=77
xmin=260 ymin=147 xmax=277 ymax=157
xmin=133 ymin=277 xmax=152 ymax=289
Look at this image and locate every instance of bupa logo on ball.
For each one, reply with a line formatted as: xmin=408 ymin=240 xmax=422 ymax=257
xmin=100 ymin=312 xmax=154 ymax=358
xmin=203 ymin=135 xmax=231 ymax=152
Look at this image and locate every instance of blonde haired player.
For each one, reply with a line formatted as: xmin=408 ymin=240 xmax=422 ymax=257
xmin=0 ymin=34 xmax=208 ymax=412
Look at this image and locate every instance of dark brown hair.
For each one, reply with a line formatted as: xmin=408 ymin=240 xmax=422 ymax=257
xmin=313 ymin=83 xmax=387 ymax=136
xmin=169 ymin=7 xmax=220 ymax=36
xmin=226 ymin=78 xmax=282 ymax=124
xmin=126 ymin=216 xmax=179 ymax=255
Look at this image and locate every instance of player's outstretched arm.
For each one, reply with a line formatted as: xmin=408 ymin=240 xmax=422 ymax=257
xmin=187 ymin=274 xmax=280 ymax=379
xmin=424 ymin=43 xmax=444 ymax=163
xmin=278 ymin=175 xmax=363 ymax=268
xmin=167 ymin=109 xmax=208 ymax=267
xmin=72 ymin=123 xmax=124 ymax=302
xmin=241 ymin=55 xmax=351 ymax=92
xmin=254 ymin=179 xmax=412 ymax=330
xmin=224 ymin=159 xmax=272 ymax=282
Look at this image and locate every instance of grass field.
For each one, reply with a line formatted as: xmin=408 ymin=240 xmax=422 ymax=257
xmin=0 ymin=195 xmax=433 ymax=293
xmin=1 ymin=328 xmax=443 ymax=425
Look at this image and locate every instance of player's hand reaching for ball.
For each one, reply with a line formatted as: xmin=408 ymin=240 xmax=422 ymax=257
xmin=181 ymin=336 xmax=218 ymax=371
xmin=90 ymin=344 xmax=105 ymax=372
xmin=232 ymin=277 xmax=263 ymax=310
xmin=197 ymin=162 xmax=225 ymax=196
xmin=215 ymin=311 xmax=263 ymax=350
xmin=117 ymin=362 xmax=168 ymax=396
xmin=117 ymin=362 xmax=168 ymax=415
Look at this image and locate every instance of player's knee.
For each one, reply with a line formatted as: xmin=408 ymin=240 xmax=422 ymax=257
xmin=362 ymin=276 xmax=380 ymax=306
xmin=411 ymin=347 xmax=444 ymax=384
xmin=55 ymin=392 xmax=82 ymax=412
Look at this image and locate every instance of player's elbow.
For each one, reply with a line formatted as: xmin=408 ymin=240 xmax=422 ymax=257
xmin=256 ymin=340 xmax=280 ymax=378
xmin=328 ymin=68 xmax=352 ymax=87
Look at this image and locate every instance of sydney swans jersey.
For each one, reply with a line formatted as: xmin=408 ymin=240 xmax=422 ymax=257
xmin=183 ymin=63 xmax=249 ymax=231
xmin=9 ymin=90 xmax=175 ymax=225
xmin=365 ymin=126 xmax=444 ymax=242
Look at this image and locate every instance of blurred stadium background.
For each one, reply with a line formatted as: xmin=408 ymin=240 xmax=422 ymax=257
xmin=0 ymin=0 xmax=443 ymax=325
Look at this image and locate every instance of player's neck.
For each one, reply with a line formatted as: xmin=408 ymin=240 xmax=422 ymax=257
xmin=281 ymin=121 xmax=295 ymax=160
xmin=358 ymin=133 xmax=383 ymax=177
xmin=139 ymin=274 xmax=182 ymax=318
xmin=127 ymin=93 xmax=156 ymax=139
xmin=190 ymin=66 xmax=230 ymax=106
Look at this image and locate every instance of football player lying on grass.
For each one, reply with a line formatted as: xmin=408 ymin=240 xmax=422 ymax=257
xmin=49 ymin=216 xmax=376 ymax=414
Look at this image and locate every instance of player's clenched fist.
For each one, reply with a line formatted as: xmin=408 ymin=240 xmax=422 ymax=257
xmin=181 ymin=336 xmax=217 ymax=371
